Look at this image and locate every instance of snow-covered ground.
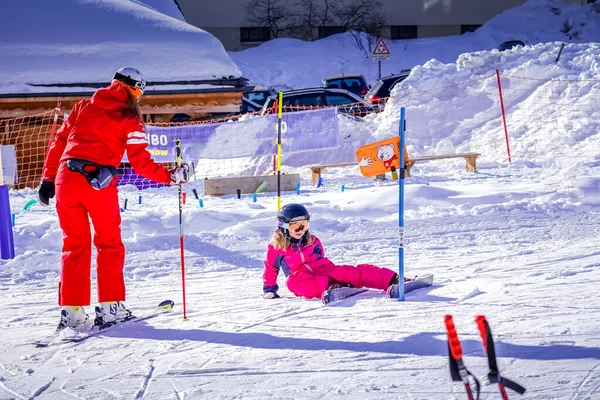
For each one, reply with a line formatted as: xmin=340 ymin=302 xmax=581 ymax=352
xmin=1 ymin=0 xmax=600 ymax=399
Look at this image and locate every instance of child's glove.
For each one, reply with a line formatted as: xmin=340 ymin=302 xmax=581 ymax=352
xmin=263 ymin=292 xmax=281 ymax=299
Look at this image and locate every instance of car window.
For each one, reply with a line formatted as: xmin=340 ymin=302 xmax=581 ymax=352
xmin=246 ymin=91 xmax=271 ymax=104
xmin=325 ymin=94 xmax=356 ymax=106
xmin=382 ymin=76 xmax=407 ymax=93
xmin=325 ymin=78 xmax=366 ymax=89
xmin=285 ymin=94 xmax=325 ymax=107
xmin=243 ymin=98 xmax=261 ymax=112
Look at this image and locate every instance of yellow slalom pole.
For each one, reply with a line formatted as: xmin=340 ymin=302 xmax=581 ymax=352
xmin=175 ymin=138 xmax=189 ymax=321
xmin=277 ymin=91 xmax=283 ymax=211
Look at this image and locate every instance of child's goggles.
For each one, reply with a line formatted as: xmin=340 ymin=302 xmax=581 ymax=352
xmin=281 ymin=217 xmax=310 ymax=233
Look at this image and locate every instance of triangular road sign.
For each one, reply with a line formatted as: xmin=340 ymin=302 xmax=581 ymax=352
xmin=373 ymin=37 xmax=390 ymax=55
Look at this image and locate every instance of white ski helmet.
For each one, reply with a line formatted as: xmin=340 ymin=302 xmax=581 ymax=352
xmin=112 ymin=67 xmax=146 ymax=98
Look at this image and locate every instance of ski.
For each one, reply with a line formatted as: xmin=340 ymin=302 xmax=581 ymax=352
xmin=34 ymin=300 xmax=174 ymax=348
xmin=475 ymin=315 xmax=526 ymax=399
xmin=321 ymin=287 xmax=368 ymax=305
xmin=445 ymin=315 xmax=481 ymax=400
xmin=387 ymin=273 xmax=434 ymax=298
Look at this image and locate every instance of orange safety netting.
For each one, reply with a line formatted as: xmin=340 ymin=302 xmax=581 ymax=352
xmin=5 ymin=73 xmax=599 ymax=189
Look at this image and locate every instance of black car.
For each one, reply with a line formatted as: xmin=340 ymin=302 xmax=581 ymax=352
xmin=364 ymin=70 xmax=411 ymax=106
xmin=261 ymin=87 xmax=375 ymax=117
xmin=241 ymin=86 xmax=277 ymax=113
xmin=499 ymin=40 xmax=525 ymax=51
xmin=322 ymin=74 xmax=370 ymax=97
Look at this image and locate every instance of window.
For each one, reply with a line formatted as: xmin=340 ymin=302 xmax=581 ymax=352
xmin=245 ymin=91 xmax=271 ymax=104
xmin=461 ymin=25 xmax=481 ymax=34
xmin=391 ymin=25 xmax=417 ymax=40
xmin=240 ymin=27 xmax=270 ymax=43
xmin=290 ymin=94 xmax=325 ymax=107
xmin=382 ymin=76 xmax=407 ymax=93
xmin=318 ymin=26 xmax=345 ymax=39
xmin=325 ymin=94 xmax=355 ymax=106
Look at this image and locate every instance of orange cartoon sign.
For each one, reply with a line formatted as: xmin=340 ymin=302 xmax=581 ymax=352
xmin=355 ymin=137 xmax=410 ymax=177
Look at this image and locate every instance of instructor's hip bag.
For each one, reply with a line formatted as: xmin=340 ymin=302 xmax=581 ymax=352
xmin=66 ymin=159 xmax=118 ymax=190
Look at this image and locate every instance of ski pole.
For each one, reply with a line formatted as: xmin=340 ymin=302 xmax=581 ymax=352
xmin=475 ymin=316 xmax=526 ymax=399
xmin=175 ymin=138 xmax=188 ymax=321
xmin=445 ymin=315 xmax=481 ymax=400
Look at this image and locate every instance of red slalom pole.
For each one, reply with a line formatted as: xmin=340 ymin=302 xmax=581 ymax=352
xmin=496 ymin=69 xmax=512 ymax=163
xmin=175 ymin=138 xmax=188 ymax=321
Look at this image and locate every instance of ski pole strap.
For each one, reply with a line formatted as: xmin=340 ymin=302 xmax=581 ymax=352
xmin=447 ymin=343 xmax=481 ymax=400
xmin=475 ymin=316 xmax=526 ymax=396
xmin=499 ymin=377 xmax=526 ymax=395
xmin=445 ymin=315 xmax=481 ymax=400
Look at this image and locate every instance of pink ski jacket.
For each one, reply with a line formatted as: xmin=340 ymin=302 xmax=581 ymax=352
xmin=263 ymin=235 xmax=331 ymax=295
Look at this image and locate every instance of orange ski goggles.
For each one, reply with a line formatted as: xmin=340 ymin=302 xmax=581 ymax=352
xmin=284 ymin=218 xmax=310 ymax=233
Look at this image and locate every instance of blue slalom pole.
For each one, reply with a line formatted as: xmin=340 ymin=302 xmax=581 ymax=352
xmin=0 ymin=185 xmax=15 ymax=259
xmin=398 ymin=108 xmax=406 ymax=301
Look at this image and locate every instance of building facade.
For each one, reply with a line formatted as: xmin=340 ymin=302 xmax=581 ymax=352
xmin=176 ymin=0 xmax=593 ymax=51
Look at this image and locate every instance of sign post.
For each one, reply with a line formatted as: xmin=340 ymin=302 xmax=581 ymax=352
xmin=372 ymin=37 xmax=390 ymax=78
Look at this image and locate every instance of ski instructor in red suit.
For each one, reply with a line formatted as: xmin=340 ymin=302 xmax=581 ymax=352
xmin=38 ymin=67 xmax=189 ymax=330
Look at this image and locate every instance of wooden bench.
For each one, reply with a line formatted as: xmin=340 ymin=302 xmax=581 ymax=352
xmin=308 ymin=152 xmax=481 ymax=185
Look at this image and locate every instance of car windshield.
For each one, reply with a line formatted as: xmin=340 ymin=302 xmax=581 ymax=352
xmin=324 ymin=78 xmax=365 ymax=90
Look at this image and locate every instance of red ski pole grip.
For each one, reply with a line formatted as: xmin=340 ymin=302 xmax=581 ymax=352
xmin=475 ymin=315 xmax=488 ymax=351
xmin=444 ymin=315 xmax=463 ymax=360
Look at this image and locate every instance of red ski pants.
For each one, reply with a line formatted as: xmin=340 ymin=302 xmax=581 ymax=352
xmin=286 ymin=263 xmax=396 ymax=299
xmin=55 ymin=165 xmax=125 ymax=306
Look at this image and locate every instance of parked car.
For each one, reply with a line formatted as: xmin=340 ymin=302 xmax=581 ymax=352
xmin=322 ymin=75 xmax=370 ymax=97
xmin=499 ymin=40 xmax=525 ymax=51
xmin=260 ymin=87 xmax=375 ymax=117
xmin=364 ymin=70 xmax=411 ymax=106
xmin=241 ymin=86 xmax=277 ymax=113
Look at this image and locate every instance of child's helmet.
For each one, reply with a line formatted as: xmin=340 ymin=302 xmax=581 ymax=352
xmin=277 ymin=203 xmax=310 ymax=235
xmin=112 ymin=67 xmax=146 ymax=99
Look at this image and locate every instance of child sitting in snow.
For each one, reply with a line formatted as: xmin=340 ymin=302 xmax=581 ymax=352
xmin=262 ymin=203 xmax=399 ymax=300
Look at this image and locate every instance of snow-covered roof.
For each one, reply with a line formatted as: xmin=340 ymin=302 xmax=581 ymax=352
xmin=0 ymin=0 xmax=243 ymax=95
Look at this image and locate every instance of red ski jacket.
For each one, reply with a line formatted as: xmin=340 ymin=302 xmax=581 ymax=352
xmin=42 ymin=81 xmax=171 ymax=185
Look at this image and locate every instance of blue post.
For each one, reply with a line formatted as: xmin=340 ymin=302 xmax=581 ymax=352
xmin=138 ymin=195 xmax=142 ymax=204
xmin=252 ymin=193 xmax=257 ymax=202
xmin=199 ymin=199 xmax=204 ymax=208
xmin=296 ymin=182 xmax=300 ymax=195
xmin=341 ymin=184 xmax=345 ymax=192
xmin=0 ymin=186 xmax=15 ymax=259
xmin=398 ymin=108 xmax=406 ymax=301
xmin=11 ymin=213 xmax=15 ymax=227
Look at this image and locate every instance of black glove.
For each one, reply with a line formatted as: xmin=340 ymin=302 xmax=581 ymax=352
xmin=38 ymin=181 xmax=55 ymax=206
xmin=263 ymin=292 xmax=281 ymax=299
